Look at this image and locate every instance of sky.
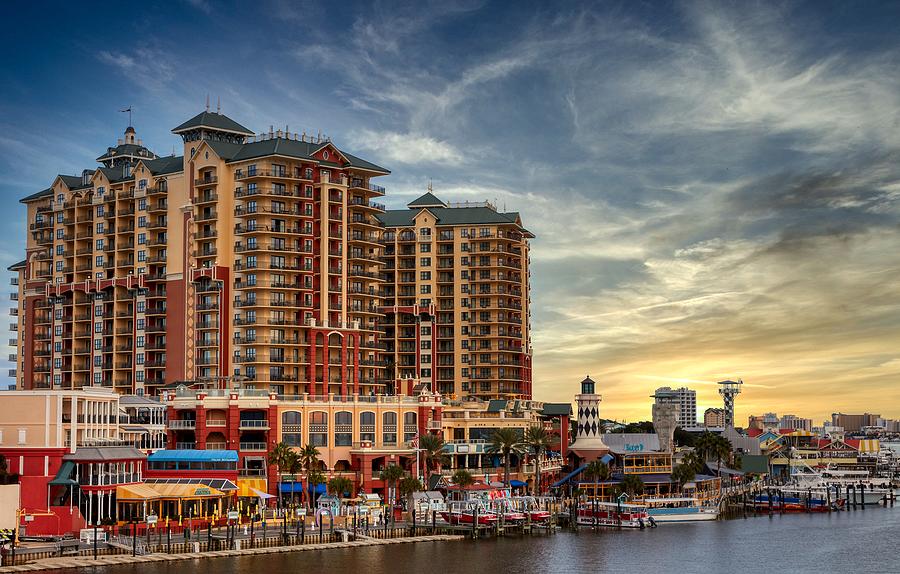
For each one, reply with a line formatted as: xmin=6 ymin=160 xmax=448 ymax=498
xmin=1 ymin=0 xmax=899 ymax=425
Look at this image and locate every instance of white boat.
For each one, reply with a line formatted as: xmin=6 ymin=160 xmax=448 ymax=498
xmin=794 ymin=469 xmax=889 ymax=505
xmin=643 ymin=497 xmax=719 ymax=522
xmin=576 ymin=501 xmax=654 ymax=529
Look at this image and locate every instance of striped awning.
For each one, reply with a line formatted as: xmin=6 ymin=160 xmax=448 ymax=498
xmin=237 ymin=478 xmax=268 ymax=498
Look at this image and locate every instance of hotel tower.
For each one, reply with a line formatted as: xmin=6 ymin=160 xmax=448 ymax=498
xmin=9 ymin=110 xmax=533 ymax=400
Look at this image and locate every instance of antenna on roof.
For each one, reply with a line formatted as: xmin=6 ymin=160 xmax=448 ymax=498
xmin=206 ymin=94 xmax=210 ymax=112
xmin=216 ymin=96 xmax=221 ymax=113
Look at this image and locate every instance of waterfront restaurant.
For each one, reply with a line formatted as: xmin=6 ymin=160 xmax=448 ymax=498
xmin=116 ymin=482 xmax=229 ymax=523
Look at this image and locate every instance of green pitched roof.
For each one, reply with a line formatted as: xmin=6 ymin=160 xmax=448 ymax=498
xmin=378 ymin=205 xmax=527 ymax=230
xmin=20 ymin=187 xmax=52 ymax=203
xmin=540 ymin=403 xmax=573 ymax=417
xmin=172 ymin=111 xmax=254 ymax=136
xmin=144 ymin=155 xmax=184 ymax=175
xmin=487 ymin=399 xmax=508 ymax=413
xmin=407 ymin=192 xmax=446 ymax=208
xmin=96 ymin=143 xmax=157 ymax=163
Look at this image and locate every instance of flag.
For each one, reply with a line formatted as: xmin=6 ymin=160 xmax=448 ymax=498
xmin=119 ymin=107 xmax=132 ymax=113
xmin=410 ymin=433 xmax=420 ymax=448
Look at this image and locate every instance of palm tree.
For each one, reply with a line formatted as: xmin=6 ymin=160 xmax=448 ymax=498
xmin=486 ymin=427 xmax=524 ymax=486
xmin=418 ymin=434 xmax=450 ymax=476
xmin=670 ymin=464 xmax=696 ymax=493
xmin=380 ymin=464 xmax=406 ymax=505
xmin=695 ymin=432 xmax=732 ymax=476
xmin=619 ymin=474 xmax=645 ymax=499
xmin=523 ymin=425 xmax=552 ymax=494
xmin=583 ymin=460 xmax=610 ymax=499
xmin=399 ymin=476 xmax=423 ymax=498
xmin=681 ymin=450 xmax=706 ymax=475
xmin=298 ymin=444 xmax=322 ymax=509
xmin=267 ymin=442 xmax=295 ymax=508
xmin=307 ymin=470 xmax=326 ymax=506
xmin=451 ymin=469 xmax=474 ymax=498
xmin=327 ymin=476 xmax=353 ymax=498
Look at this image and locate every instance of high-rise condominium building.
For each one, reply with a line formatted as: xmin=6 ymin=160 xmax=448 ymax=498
xmin=9 ymin=111 xmax=533 ymax=400
xmin=653 ymin=386 xmax=697 ymax=428
xmin=379 ymin=192 xmax=533 ymax=398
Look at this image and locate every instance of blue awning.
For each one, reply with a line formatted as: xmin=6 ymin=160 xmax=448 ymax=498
xmin=148 ymin=449 xmax=238 ymax=463
xmin=280 ymin=482 xmax=327 ymax=494
xmin=552 ymin=465 xmax=586 ymax=487
xmin=601 ymin=454 xmax=614 ymax=464
xmin=509 ymin=480 xmax=526 ymax=487
xmin=280 ymin=482 xmax=302 ymax=493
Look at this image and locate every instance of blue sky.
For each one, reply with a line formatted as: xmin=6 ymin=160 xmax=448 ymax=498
xmin=2 ymin=1 xmax=900 ymax=424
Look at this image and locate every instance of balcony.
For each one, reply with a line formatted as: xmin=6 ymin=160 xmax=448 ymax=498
xmin=240 ymin=442 xmax=267 ymax=452
xmin=239 ymin=419 xmax=270 ymax=430
xmin=168 ymin=420 xmax=196 ymax=429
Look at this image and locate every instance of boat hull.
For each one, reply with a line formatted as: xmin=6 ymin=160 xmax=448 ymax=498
xmin=647 ymin=507 xmax=719 ymax=522
xmin=440 ymin=511 xmax=498 ymax=525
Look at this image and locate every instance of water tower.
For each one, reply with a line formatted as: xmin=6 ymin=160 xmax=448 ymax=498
xmin=717 ymin=379 xmax=743 ymax=428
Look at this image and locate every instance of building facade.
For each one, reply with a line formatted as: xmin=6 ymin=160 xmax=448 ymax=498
xmin=831 ymin=413 xmax=881 ymax=433
xmin=10 ymin=112 xmax=533 ymax=402
xmin=378 ymin=193 xmax=533 ymax=399
xmin=704 ymin=407 xmax=726 ymax=428
xmin=653 ymin=386 xmax=697 ymax=428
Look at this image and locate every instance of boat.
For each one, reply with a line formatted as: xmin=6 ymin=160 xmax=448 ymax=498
xmin=440 ymin=500 xmax=498 ymax=525
xmin=793 ymin=468 xmax=888 ymax=505
xmin=511 ymin=496 xmax=552 ymax=522
xmin=752 ymin=488 xmax=845 ymax=512
xmin=576 ymin=501 xmax=655 ymax=529
xmin=642 ymin=497 xmax=719 ymax=523
xmin=490 ymin=497 xmax=527 ymax=522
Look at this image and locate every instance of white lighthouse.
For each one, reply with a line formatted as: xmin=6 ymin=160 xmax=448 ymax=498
xmin=570 ymin=376 xmax=609 ymax=460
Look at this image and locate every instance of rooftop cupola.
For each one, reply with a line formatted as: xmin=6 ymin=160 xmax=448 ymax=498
xmin=96 ymin=125 xmax=157 ymax=168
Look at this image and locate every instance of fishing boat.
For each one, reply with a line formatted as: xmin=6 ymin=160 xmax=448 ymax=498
xmin=642 ymin=497 xmax=719 ymax=523
xmin=511 ymin=496 xmax=552 ymax=522
xmin=440 ymin=500 xmax=498 ymax=525
xmin=576 ymin=501 xmax=655 ymax=528
xmin=490 ymin=497 xmax=527 ymax=522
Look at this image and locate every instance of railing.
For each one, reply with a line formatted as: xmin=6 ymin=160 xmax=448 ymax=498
xmin=169 ymin=420 xmax=196 ymax=429
xmin=240 ymin=442 xmax=267 ymax=451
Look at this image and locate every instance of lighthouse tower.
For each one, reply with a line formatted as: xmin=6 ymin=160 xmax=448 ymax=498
xmin=570 ymin=376 xmax=609 ymax=461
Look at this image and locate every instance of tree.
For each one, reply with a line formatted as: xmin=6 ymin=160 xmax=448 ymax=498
xmin=486 ymin=427 xmax=524 ymax=486
xmin=523 ymin=425 xmax=552 ymax=494
xmin=670 ymin=464 xmax=696 ymax=492
xmin=695 ymin=432 xmax=732 ymax=476
xmin=399 ymin=476 xmax=423 ymax=498
xmin=619 ymin=474 xmax=645 ymax=498
xmin=267 ymin=442 xmax=296 ymax=509
xmin=583 ymin=460 xmax=610 ymax=499
xmin=328 ymin=476 xmax=353 ymax=498
xmin=418 ymin=434 xmax=450 ymax=475
xmin=451 ymin=469 xmax=475 ymax=494
xmin=612 ymin=421 xmax=654 ymax=434
xmin=680 ymin=450 xmax=706 ymax=475
xmin=307 ymin=470 xmax=326 ymax=505
xmin=298 ymin=444 xmax=322 ymax=509
xmin=379 ymin=464 xmax=406 ymax=505
xmin=674 ymin=427 xmax=697 ymax=447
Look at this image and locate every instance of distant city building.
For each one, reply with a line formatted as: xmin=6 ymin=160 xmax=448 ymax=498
xmin=831 ymin=413 xmax=881 ymax=433
xmin=779 ymin=414 xmax=812 ymax=431
xmin=653 ymin=386 xmax=697 ymax=428
xmin=748 ymin=412 xmax=779 ymax=431
xmin=704 ymin=407 xmax=726 ymax=428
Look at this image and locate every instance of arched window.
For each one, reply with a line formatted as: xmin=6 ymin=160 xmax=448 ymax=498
xmin=360 ymin=412 xmax=375 ymax=442
xmin=281 ymin=411 xmax=302 ymax=446
xmin=382 ymin=412 xmax=397 ymax=445
xmin=335 ymin=411 xmax=352 ymax=446
xmin=310 ymin=411 xmax=328 ymax=447
xmin=403 ymin=412 xmax=418 ymax=443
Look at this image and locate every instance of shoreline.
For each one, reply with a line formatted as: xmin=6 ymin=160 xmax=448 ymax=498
xmin=0 ymin=535 xmax=466 ymax=573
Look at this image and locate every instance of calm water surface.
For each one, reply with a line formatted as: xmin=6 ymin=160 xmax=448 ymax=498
xmin=70 ymin=507 xmax=900 ymax=574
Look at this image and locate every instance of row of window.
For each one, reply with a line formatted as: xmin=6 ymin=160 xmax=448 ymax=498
xmin=281 ymin=410 xmax=418 ymax=447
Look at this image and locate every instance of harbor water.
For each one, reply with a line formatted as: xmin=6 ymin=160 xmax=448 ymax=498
xmin=59 ymin=507 xmax=900 ymax=574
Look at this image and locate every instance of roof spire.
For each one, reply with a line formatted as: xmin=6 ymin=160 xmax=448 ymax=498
xmin=427 ymin=178 xmax=433 ymax=193
xmin=217 ymin=96 xmax=221 ymax=113
xmin=206 ymin=94 xmax=210 ymax=112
